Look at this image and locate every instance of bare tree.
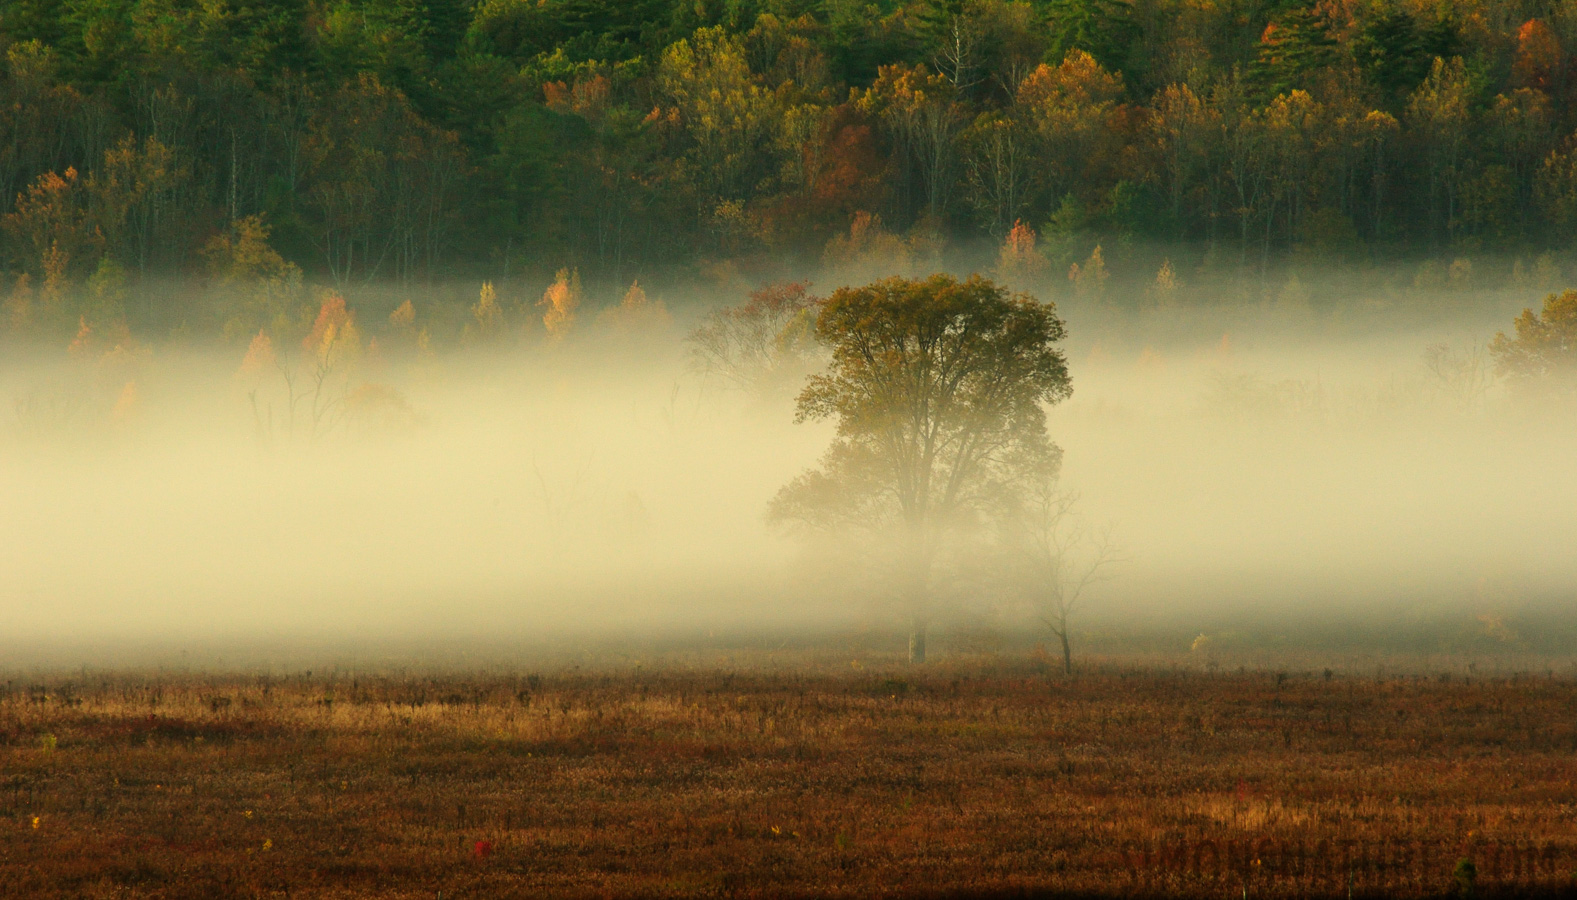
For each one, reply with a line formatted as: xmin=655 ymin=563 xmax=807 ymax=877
xmin=962 ymin=111 xmax=1033 ymax=238
xmin=1000 ymin=479 xmax=1120 ymax=674
xmin=1423 ymin=341 xmax=1493 ymax=410
xmin=235 ymin=295 xmax=362 ymax=445
xmin=686 ymin=281 xmax=819 ymax=395
xmin=929 ymin=6 xmax=986 ymax=95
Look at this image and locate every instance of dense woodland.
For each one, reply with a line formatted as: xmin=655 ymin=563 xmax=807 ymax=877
xmin=5 ymin=0 xmax=1577 ymax=339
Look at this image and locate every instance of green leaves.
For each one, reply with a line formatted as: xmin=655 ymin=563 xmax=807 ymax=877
xmin=1043 ymin=0 xmax=1136 ymax=74
xmin=773 ymin=273 xmax=1069 ymax=533
xmin=1247 ymin=7 xmax=1337 ymax=102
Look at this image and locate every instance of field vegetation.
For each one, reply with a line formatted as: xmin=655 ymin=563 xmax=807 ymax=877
xmin=4 ymin=659 xmax=1576 ymax=898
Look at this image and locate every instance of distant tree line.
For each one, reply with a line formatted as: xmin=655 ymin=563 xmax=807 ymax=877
xmin=8 ymin=1 xmax=1577 ymax=336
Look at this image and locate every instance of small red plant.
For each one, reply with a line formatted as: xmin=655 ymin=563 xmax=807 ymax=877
xmin=472 ymin=839 xmax=494 ymax=860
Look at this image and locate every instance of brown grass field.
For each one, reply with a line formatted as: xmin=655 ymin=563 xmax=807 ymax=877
xmin=3 ymin=657 xmax=1576 ymax=899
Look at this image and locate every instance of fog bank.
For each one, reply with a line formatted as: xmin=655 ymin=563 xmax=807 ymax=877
xmin=3 ymin=288 xmax=1574 ymax=664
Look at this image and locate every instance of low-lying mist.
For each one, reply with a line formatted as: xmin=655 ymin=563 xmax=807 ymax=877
xmin=3 ymin=280 xmax=1574 ymax=668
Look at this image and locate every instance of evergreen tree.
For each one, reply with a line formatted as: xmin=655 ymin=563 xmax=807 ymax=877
xmin=1419 ymin=12 xmax=1461 ymax=62
xmin=1248 ymin=6 xmax=1338 ymax=100
xmin=0 ymin=0 xmax=67 ymax=48
xmin=1352 ymin=6 xmax=1460 ymax=109
xmin=1353 ymin=9 xmax=1429 ymax=108
xmin=1043 ymin=0 xmax=1136 ymax=74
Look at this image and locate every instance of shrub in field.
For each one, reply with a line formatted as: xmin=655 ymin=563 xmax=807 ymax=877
xmin=1454 ymin=857 xmax=1476 ymax=898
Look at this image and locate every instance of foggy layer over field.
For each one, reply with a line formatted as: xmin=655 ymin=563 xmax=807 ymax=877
xmin=1 ymin=282 xmax=1573 ymax=662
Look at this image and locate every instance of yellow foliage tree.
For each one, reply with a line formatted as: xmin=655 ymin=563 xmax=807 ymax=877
xmin=235 ymin=330 xmax=279 ymax=444
xmin=256 ymin=291 xmax=365 ymax=439
xmin=303 ymin=292 xmax=360 ymax=364
xmin=1490 ymin=289 xmax=1577 ymax=394
xmin=469 ymin=281 xmax=504 ymax=340
xmin=89 ymin=136 xmax=185 ymax=273
xmin=238 ymin=330 xmax=278 ymax=378
xmin=659 ymin=27 xmax=779 ymax=207
xmin=823 ymin=211 xmax=911 ymax=275
xmin=858 ymin=63 xmax=964 ymax=220
xmin=539 ymin=268 xmax=581 ymax=340
xmin=600 ymin=280 xmax=671 ymax=333
xmin=204 ymin=214 xmax=305 ymax=341
xmin=1148 ymin=259 xmax=1179 ymax=308
xmin=1068 ymin=244 xmax=1108 ymax=300
xmin=389 ymin=300 xmax=415 ymax=329
xmin=1017 ymin=52 xmax=1125 ymax=205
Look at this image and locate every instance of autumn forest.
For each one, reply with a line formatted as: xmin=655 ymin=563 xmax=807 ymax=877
xmin=6 ymin=0 xmax=1577 ymax=341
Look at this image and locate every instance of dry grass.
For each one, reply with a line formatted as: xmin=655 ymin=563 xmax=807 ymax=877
xmin=2 ymin=660 xmax=1575 ymax=898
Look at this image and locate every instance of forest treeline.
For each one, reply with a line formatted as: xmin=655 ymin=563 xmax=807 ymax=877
xmin=6 ymin=1 xmax=1577 ymax=338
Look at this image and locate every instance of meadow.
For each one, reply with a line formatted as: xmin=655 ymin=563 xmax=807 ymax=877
xmin=3 ymin=656 xmax=1575 ymax=899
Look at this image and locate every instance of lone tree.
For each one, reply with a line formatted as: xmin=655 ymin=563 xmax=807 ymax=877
xmin=997 ymin=481 xmax=1120 ymax=674
xmin=770 ymin=273 xmax=1072 ymax=663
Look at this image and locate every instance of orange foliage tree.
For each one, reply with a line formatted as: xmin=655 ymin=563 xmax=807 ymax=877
xmin=539 ymin=268 xmax=581 ymax=340
xmin=997 ymin=220 xmax=1047 ymax=278
xmin=2 ymin=168 xmax=93 ymax=321
xmin=1514 ymin=19 xmax=1563 ymax=92
xmin=237 ymin=292 xmax=364 ymax=442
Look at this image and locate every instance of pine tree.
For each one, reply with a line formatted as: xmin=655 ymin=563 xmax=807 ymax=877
xmin=1353 ymin=9 xmax=1430 ymax=107
xmin=1043 ymin=0 xmax=1137 ymax=73
xmin=1249 ymin=7 xmax=1338 ymax=100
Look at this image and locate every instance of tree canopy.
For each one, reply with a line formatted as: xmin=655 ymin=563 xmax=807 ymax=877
xmin=3 ymin=1 xmax=1577 ymax=305
xmin=1491 ymin=288 xmax=1577 ymax=392
xmin=7 ymin=2 xmax=1577 ymax=346
xmin=769 ymin=273 xmax=1070 ymax=661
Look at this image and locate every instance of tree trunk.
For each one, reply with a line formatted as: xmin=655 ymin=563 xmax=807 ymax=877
xmin=904 ymin=522 xmax=932 ymax=665
xmin=1059 ymin=629 xmax=1072 ymax=675
xmin=909 ymin=618 xmax=927 ymax=665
